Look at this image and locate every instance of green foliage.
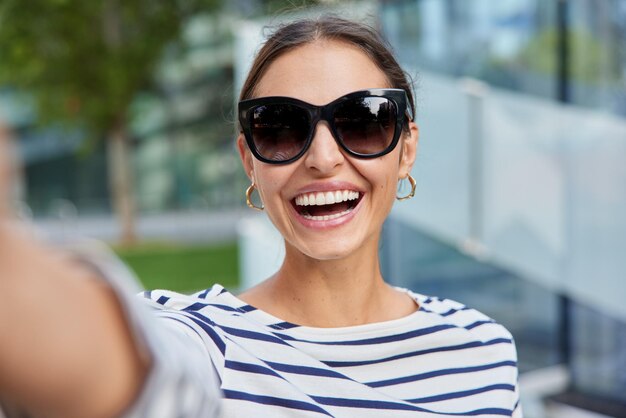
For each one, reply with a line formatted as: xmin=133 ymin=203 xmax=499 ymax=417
xmin=517 ymin=28 xmax=619 ymax=84
xmin=0 ymin=0 xmax=221 ymax=135
xmin=115 ymin=241 xmax=239 ymax=293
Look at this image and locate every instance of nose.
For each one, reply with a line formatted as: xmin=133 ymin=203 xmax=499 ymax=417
xmin=303 ymin=121 xmax=345 ymax=174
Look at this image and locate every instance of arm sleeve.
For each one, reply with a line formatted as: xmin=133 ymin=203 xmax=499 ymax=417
xmin=512 ymin=381 xmax=523 ymax=418
xmin=67 ymin=241 xmax=222 ymax=418
xmin=511 ymin=339 xmax=523 ymax=418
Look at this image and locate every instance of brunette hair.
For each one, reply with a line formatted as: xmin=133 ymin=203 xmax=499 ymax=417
xmin=239 ymin=15 xmax=415 ymax=129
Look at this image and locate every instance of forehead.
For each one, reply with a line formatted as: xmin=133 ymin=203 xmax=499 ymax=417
xmin=254 ymin=39 xmax=390 ymax=105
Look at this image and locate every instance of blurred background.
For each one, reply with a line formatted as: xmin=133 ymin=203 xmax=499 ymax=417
xmin=0 ymin=0 xmax=625 ymax=417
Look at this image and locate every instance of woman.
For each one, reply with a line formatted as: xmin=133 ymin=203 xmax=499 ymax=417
xmin=0 ymin=16 xmax=521 ymax=418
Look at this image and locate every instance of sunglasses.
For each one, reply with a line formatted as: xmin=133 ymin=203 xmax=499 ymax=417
xmin=238 ymin=88 xmax=413 ymax=164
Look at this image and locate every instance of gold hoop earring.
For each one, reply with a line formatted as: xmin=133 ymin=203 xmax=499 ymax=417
xmin=245 ymin=182 xmax=264 ymax=211
xmin=396 ymin=174 xmax=416 ymax=201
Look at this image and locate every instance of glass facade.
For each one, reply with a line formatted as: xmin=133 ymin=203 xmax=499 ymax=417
xmin=380 ymin=0 xmax=626 ymax=412
xmin=569 ymin=302 xmax=626 ymax=405
xmin=380 ymin=219 xmax=562 ymax=374
xmin=381 ymin=0 xmax=626 ymax=115
xmin=381 ymin=216 xmax=626 ymax=413
xmin=6 ymin=14 xmax=247 ymax=218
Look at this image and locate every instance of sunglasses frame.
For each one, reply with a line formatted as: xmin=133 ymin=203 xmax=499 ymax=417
xmin=238 ymin=88 xmax=413 ymax=165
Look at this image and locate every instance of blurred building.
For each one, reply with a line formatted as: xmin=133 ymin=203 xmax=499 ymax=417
xmin=0 ymin=13 xmax=247 ymax=221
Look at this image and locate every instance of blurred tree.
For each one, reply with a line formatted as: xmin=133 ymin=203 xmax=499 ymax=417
xmin=517 ymin=28 xmax=619 ymax=84
xmin=0 ymin=0 xmax=221 ymax=244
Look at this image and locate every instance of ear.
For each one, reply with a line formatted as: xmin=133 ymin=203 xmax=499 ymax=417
xmin=398 ymin=121 xmax=419 ymax=179
xmin=237 ymin=134 xmax=255 ymax=182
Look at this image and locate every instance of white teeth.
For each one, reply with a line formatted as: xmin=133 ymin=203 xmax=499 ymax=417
xmin=302 ymin=209 xmax=352 ymax=221
xmin=294 ymin=190 xmax=360 ymax=206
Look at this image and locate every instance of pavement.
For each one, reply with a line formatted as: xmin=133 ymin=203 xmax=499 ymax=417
xmin=33 ymin=208 xmax=250 ymax=244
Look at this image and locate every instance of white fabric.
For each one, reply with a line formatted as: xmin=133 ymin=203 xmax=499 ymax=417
xmin=68 ymin=243 xmax=223 ymax=418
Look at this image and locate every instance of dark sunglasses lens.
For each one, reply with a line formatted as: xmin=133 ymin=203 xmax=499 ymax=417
xmin=250 ymin=104 xmax=310 ymax=161
xmin=334 ymin=97 xmax=397 ymax=155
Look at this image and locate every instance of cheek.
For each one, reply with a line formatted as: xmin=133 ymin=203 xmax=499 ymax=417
xmin=383 ymin=176 xmax=399 ymax=202
xmin=254 ymin=166 xmax=292 ymax=205
xmin=256 ymin=178 xmax=279 ymax=205
xmin=363 ymin=167 xmax=399 ymax=214
xmin=370 ymin=159 xmax=400 ymax=193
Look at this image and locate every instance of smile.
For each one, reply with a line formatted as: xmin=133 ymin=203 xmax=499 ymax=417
xmin=293 ymin=190 xmax=362 ymax=221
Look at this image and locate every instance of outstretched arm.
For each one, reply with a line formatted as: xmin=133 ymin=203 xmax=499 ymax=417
xmin=0 ymin=126 xmax=148 ymax=417
xmin=0 ymin=228 xmax=149 ymax=418
xmin=0 ymin=124 xmax=221 ymax=418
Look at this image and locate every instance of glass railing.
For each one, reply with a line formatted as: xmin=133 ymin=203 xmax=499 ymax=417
xmin=391 ymin=69 xmax=626 ymax=325
xmin=381 ymin=0 xmax=626 ymax=116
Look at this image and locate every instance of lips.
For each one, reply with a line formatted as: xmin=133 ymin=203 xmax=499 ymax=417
xmin=292 ymin=189 xmax=362 ymax=221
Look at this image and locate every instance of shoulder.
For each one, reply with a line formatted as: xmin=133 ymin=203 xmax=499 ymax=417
xmin=404 ymin=288 xmax=516 ymax=343
xmin=137 ymin=284 xmax=246 ymax=337
xmin=136 ymin=284 xmax=250 ymax=359
xmin=138 ymin=284 xmax=231 ymax=311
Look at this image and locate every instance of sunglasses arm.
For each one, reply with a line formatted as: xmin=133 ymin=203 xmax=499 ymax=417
xmin=404 ymin=93 xmax=414 ymax=122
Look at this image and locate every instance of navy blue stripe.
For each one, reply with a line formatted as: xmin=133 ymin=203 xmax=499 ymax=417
xmin=197 ymin=288 xmax=211 ymax=299
xmin=183 ymin=302 xmax=210 ymax=311
xmin=142 ymin=290 xmax=152 ymax=299
xmin=225 ymin=360 xmax=282 ymax=378
xmin=268 ymin=321 xmax=300 ymax=330
xmin=179 ymin=312 xmax=227 ymax=354
xmin=156 ymin=295 xmax=170 ymax=305
xmin=368 ymin=360 xmax=517 ymax=388
xmin=265 ymin=361 xmax=349 ymax=379
xmin=207 ymin=303 xmax=241 ymax=312
xmin=271 ymin=324 xmax=456 ymax=346
xmin=183 ymin=302 xmax=257 ymax=314
xmin=238 ymin=304 xmax=257 ymax=313
xmin=465 ymin=320 xmax=494 ymax=330
xmin=226 ymin=360 xmax=351 ymax=382
xmin=184 ymin=302 xmax=239 ymax=312
xmin=323 ymin=338 xmax=512 ymax=367
xmin=440 ymin=306 xmax=471 ymax=317
xmin=407 ymin=383 xmax=515 ymax=404
xmin=219 ymin=287 xmax=228 ymax=294
xmin=310 ymin=395 xmax=430 ymax=412
xmin=456 ymin=408 xmax=513 ymax=416
xmin=220 ymin=325 xmax=294 ymax=346
xmin=223 ymin=390 xmax=332 ymax=416
xmin=311 ymin=395 xmax=512 ymax=416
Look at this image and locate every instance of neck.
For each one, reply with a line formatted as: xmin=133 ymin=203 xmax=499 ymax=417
xmin=239 ymin=238 xmax=417 ymax=328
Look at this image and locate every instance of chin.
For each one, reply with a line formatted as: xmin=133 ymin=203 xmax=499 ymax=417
xmin=295 ymin=238 xmax=364 ymax=261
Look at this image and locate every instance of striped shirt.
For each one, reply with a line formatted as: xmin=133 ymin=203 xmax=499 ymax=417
xmin=139 ymin=284 xmax=522 ymax=417
xmin=0 ymin=244 xmax=520 ymax=418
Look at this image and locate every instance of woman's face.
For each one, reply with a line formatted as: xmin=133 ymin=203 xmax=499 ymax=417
xmin=238 ymin=40 xmax=418 ymax=261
